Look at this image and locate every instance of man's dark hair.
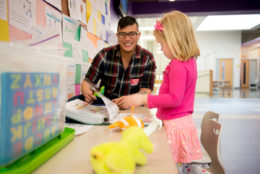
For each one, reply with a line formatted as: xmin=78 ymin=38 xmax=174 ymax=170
xmin=117 ymin=16 xmax=139 ymax=31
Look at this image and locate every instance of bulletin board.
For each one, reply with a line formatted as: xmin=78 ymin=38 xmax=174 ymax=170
xmin=0 ymin=0 xmax=118 ymax=100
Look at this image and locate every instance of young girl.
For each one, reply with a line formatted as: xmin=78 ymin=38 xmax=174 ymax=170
xmin=114 ymin=10 xmax=202 ymax=171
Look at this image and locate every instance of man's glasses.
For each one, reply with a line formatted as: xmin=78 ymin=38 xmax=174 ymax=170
xmin=118 ymin=32 xmax=139 ymax=39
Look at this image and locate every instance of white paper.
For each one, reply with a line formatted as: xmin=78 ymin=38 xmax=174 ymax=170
xmin=87 ymin=82 xmax=119 ymax=123
xmin=80 ymin=0 xmax=87 ymax=25
xmin=0 ymin=0 xmax=7 ymax=21
xmin=45 ymin=0 xmax=61 ymax=11
xmin=45 ymin=6 xmax=62 ymax=34
xmin=65 ymin=123 xmax=93 ymax=136
xmin=99 ymin=95 xmax=119 ymax=122
xmin=62 ymin=15 xmax=80 ymax=43
xmin=68 ymin=0 xmax=81 ymax=19
xmin=9 ymin=0 xmax=36 ymax=34
xmin=27 ymin=6 xmax=62 ymax=53
xmin=66 ymin=99 xmax=109 ymax=124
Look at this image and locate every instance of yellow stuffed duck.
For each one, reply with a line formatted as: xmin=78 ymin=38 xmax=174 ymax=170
xmin=90 ymin=126 xmax=154 ymax=174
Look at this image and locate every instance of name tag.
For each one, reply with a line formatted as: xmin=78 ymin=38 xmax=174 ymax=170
xmin=131 ymin=78 xmax=140 ymax=86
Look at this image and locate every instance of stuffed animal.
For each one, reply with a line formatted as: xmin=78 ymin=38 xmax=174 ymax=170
xmin=108 ymin=115 xmax=144 ymax=130
xmin=90 ymin=127 xmax=154 ymax=174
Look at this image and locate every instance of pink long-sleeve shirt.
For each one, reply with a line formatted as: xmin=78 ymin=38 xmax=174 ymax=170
xmin=148 ymin=58 xmax=197 ymax=120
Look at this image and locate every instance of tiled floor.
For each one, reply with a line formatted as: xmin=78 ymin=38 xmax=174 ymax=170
xmin=194 ymin=88 xmax=260 ymax=174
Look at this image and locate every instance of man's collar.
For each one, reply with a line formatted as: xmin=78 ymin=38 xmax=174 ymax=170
xmin=135 ymin=45 xmax=141 ymax=59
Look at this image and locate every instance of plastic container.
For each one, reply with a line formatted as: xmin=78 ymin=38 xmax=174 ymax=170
xmin=0 ymin=42 xmax=73 ymax=167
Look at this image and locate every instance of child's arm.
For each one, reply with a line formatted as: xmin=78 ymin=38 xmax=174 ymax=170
xmin=113 ymin=94 xmax=148 ymax=109
xmin=148 ymin=63 xmax=187 ymax=108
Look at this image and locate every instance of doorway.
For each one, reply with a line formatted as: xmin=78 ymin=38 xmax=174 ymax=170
xmin=219 ymin=58 xmax=233 ymax=87
xmin=240 ymin=59 xmax=249 ymax=88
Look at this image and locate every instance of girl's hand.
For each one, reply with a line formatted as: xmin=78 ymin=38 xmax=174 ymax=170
xmin=113 ymin=93 xmax=148 ymax=109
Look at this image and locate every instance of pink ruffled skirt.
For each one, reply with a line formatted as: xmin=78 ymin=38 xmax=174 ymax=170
xmin=163 ymin=115 xmax=202 ymax=163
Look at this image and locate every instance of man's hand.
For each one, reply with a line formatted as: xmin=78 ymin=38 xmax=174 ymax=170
xmin=81 ymin=80 xmax=97 ymax=104
xmin=112 ymin=93 xmax=148 ymax=109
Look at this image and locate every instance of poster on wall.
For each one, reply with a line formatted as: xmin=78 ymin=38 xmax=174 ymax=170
xmin=9 ymin=0 xmax=36 ymax=34
xmin=68 ymin=0 xmax=86 ymax=25
xmin=85 ymin=0 xmax=109 ymax=40
xmin=0 ymin=0 xmax=7 ymax=21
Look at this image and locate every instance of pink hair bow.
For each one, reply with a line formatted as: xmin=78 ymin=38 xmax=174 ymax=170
xmin=154 ymin=20 xmax=164 ymax=32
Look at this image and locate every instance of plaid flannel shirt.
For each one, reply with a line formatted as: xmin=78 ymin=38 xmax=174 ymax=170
xmin=85 ymin=44 xmax=156 ymax=99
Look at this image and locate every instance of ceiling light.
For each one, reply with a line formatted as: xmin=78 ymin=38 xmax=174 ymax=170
xmin=197 ymin=14 xmax=260 ymax=31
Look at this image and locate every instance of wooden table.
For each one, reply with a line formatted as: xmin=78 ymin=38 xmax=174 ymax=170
xmin=34 ymin=107 xmax=178 ymax=174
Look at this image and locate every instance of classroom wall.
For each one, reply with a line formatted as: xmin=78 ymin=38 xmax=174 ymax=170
xmin=1 ymin=0 xmax=121 ymax=100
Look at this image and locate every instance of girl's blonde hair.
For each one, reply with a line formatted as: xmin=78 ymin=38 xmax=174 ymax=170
xmin=154 ymin=11 xmax=200 ymax=61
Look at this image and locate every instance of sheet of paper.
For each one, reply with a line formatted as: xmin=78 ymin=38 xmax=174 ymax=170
xmin=0 ymin=0 xmax=7 ymax=21
xmin=62 ymin=15 xmax=80 ymax=43
xmin=45 ymin=5 xmax=62 ymax=34
xmin=68 ymin=0 xmax=81 ymax=21
xmin=65 ymin=123 xmax=93 ymax=136
xmin=80 ymin=0 xmax=87 ymax=25
xmin=84 ymin=78 xmax=119 ymax=123
xmin=100 ymin=95 xmax=119 ymax=122
xmin=9 ymin=0 xmax=36 ymax=34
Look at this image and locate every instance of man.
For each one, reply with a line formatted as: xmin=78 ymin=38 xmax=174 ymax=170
xmin=81 ymin=16 xmax=156 ymax=109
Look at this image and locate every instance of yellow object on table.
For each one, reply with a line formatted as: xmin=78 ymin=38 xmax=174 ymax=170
xmin=90 ymin=127 xmax=153 ymax=174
